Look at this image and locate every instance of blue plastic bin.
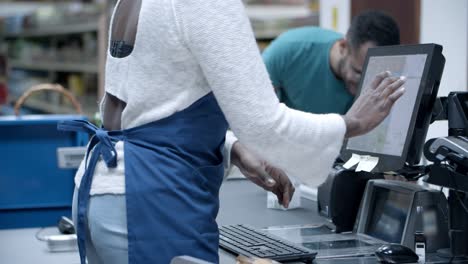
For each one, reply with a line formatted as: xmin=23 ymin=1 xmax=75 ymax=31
xmin=0 ymin=115 xmax=88 ymax=229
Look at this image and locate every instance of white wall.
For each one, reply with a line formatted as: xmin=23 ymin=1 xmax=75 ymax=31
xmin=319 ymin=0 xmax=351 ymax=35
xmin=420 ymin=0 xmax=468 ymax=140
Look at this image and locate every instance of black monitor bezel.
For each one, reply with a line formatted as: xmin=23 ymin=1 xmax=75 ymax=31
xmin=363 ymin=185 xmax=412 ymax=243
xmin=355 ymin=180 xmax=420 ymax=243
xmin=341 ymin=44 xmax=445 ymax=172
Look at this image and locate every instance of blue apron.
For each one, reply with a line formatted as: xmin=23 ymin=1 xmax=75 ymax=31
xmin=58 ymin=93 xmax=228 ymax=263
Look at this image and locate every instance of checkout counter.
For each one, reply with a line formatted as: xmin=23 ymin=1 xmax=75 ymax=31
xmin=0 ymin=176 xmax=319 ymax=264
xmin=1 ymin=176 xmax=467 ymax=264
xmin=218 ymin=178 xmax=468 ymax=264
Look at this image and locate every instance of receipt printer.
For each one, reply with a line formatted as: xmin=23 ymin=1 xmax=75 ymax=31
xmin=317 ymin=165 xmax=382 ymax=233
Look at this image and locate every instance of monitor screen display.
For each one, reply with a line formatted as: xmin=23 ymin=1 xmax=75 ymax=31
xmin=346 ymin=54 xmax=427 ymax=156
xmin=365 ymin=186 xmax=412 ymax=243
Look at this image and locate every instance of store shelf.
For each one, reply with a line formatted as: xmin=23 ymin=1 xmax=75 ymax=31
xmin=246 ymin=5 xmax=319 ymax=40
xmin=1 ymin=2 xmax=110 ymax=117
xmin=254 ymin=29 xmax=287 ymax=40
xmin=3 ymin=20 xmax=99 ymax=38
xmin=9 ymin=59 xmax=98 ymax=73
xmin=8 ymin=94 xmax=97 ymax=117
xmin=246 ymin=5 xmax=313 ymax=20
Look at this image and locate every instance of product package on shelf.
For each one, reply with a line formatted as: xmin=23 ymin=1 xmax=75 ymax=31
xmin=244 ymin=0 xmax=319 ymax=40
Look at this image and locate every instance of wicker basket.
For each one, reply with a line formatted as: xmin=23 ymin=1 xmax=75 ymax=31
xmin=13 ymin=83 xmax=82 ymax=116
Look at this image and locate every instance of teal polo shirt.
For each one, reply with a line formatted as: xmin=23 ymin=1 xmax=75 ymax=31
xmin=262 ymin=27 xmax=354 ymax=114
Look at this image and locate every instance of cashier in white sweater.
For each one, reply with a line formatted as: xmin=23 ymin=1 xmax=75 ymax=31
xmin=58 ymin=0 xmax=406 ymax=263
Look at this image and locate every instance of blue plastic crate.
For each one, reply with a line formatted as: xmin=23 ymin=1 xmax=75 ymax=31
xmin=0 ymin=115 xmax=88 ymax=229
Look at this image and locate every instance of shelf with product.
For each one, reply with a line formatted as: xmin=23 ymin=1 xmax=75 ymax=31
xmin=0 ymin=2 xmax=110 ymax=118
xmin=244 ymin=0 xmax=320 ymax=51
xmin=3 ymin=20 xmax=99 ymax=38
xmin=8 ymin=92 xmax=98 ymax=117
xmin=0 ymin=50 xmax=7 ymax=107
xmin=9 ymin=59 xmax=99 ymax=73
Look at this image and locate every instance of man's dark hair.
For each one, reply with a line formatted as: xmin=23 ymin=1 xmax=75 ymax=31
xmin=347 ymin=10 xmax=400 ymax=50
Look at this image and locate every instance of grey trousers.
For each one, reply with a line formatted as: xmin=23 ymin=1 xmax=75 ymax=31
xmin=72 ymin=189 xmax=129 ymax=264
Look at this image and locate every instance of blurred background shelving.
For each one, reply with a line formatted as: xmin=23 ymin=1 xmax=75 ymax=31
xmin=244 ymin=0 xmax=320 ymax=50
xmin=0 ymin=1 xmax=109 ymax=117
xmin=0 ymin=0 xmax=320 ymax=118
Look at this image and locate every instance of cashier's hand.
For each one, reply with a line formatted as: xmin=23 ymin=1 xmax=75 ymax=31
xmin=231 ymin=141 xmax=295 ymax=208
xmin=343 ymin=71 xmax=406 ymax=138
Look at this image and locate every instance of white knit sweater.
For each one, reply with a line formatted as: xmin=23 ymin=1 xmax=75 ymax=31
xmin=76 ymin=0 xmax=346 ymax=195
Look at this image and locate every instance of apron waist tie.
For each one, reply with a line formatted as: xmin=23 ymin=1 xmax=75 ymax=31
xmin=58 ymin=120 xmax=124 ymax=264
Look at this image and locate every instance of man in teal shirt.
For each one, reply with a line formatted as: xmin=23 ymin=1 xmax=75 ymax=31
xmin=263 ymin=10 xmax=400 ymax=114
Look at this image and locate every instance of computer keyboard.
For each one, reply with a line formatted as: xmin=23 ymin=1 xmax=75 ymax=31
xmin=219 ymin=224 xmax=317 ymax=263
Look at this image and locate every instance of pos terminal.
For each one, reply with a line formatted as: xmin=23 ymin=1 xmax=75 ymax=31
xmin=318 ymin=44 xmax=445 ymax=233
